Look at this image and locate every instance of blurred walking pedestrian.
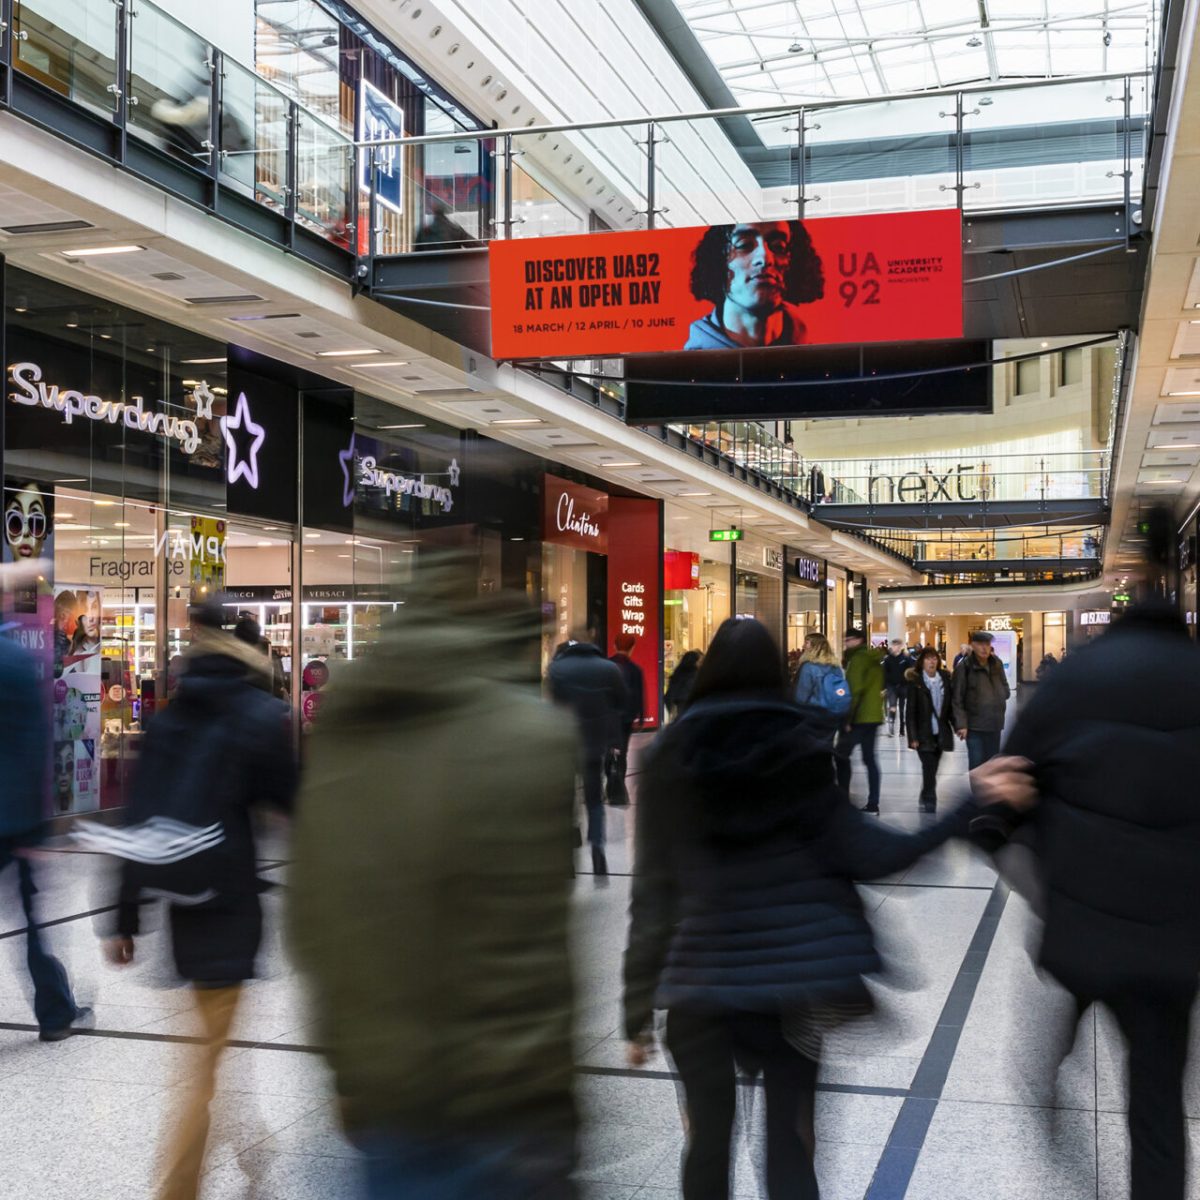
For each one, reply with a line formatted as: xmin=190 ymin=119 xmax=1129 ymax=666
xmin=623 ymin=617 xmax=985 ymax=1200
xmin=951 ymin=631 xmax=1010 ymax=769
xmin=835 ymin=628 xmax=885 ymax=813
xmin=903 ymin=647 xmax=954 ymax=813
xmin=972 ymin=508 xmax=1200 ymax=1200
xmin=665 ymin=650 xmax=703 ymax=721
xmin=0 ymin=635 xmax=89 ymax=1041
xmin=290 ymin=583 xmax=579 ymax=1200
xmin=608 ymin=634 xmax=645 ymax=806
xmin=549 ymin=630 xmax=628 ymax=877
xmin=94 ymin=599 xmax=295 ymax=1200
xmin=882 ymin=639 xmax=914 ymax=736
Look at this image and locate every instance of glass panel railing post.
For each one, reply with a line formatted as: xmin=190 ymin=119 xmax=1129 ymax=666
xmin=644 ymin=121 xmax=661 ymax=230
xmin=284 ymin=98 xmax=298 ymax=234
xmin=206 ymin=48 xmax=220 ymax=193
xmin=501 ymin=132 xmax=514 ymax=239
xmin=113 ymin=0 xmax=129 ymax=150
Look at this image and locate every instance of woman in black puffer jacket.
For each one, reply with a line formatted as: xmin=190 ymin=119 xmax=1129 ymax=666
xmin=623 ymin=618 xmax=975 ymax=1200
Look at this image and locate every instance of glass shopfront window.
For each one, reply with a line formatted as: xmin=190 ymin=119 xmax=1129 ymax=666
xmin=663 ymin=552 xmax=730 ymax=678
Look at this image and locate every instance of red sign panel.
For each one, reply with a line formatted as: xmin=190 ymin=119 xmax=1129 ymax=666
xmin=489 ymin=209 xmax=962 ymax=360
xmin=542 ymin=474 xmax=608 ymax=554
xmin=664 ymin=549 xmax=701 ymax=591
xmin=608 ymin=497 xmax=662 ymax=729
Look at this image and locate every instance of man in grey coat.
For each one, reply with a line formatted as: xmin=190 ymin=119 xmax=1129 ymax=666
xmin=951 ymin=631 xmax=1010 ymax=770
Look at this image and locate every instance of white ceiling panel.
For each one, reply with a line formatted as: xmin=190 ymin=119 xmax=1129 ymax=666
xmin=1169 ymin=320 xmax=1200 ymax=359
xmin=1153 ymin=400 xmax=1200 ymax=423
xmin=1160 ymin=368 xmax=1200 ymax=398
xmin=1147 ymin=424 xmax=1200 ymax=448
xmin=1141 ymin=449 xmax=1200 ymax=468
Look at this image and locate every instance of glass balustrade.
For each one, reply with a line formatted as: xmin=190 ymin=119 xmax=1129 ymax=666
xmin=127 ymin=3 xmax=212 ymax=164
xmin=295 ymin=109 xmax=353 ymax=249
xmin=13 ymin=0 xmax=118 ymax=118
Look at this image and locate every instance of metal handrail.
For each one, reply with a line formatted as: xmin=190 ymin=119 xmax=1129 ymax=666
xmin=351 ymin=69 xmax=1152 ymax=150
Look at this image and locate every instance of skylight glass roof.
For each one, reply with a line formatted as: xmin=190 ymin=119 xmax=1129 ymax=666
xmin=676 ymin=0 xmax=1158 ymax=105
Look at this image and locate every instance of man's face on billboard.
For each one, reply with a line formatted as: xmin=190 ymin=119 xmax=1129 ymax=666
xmin=725 ymin=222 xmax=791 ymax=314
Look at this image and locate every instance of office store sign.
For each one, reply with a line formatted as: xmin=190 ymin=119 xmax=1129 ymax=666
xmin=9 ymin=362 xmax=201 ymax=455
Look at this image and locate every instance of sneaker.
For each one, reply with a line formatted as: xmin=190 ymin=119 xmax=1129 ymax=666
xmin=39 ymin=1006 xmax=93 ymax=1043
xmin=860 ymin=804 xmax=880 ymax=815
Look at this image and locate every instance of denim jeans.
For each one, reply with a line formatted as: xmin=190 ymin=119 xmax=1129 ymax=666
xmin=360 ymin=1128 xmax=577 ymax=1200
xmin=0 ymin=838 xmax=78 ymax=1033
xmin=835 ymin=724 xmax=881 ymax=808
xmin=966 ymin=731 xmax=1002 ymax=771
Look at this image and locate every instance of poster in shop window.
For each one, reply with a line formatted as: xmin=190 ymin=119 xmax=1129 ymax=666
xmin=488 ymin=208 xmax=962 ymax=360
xmin=52 ymin=585 xmax=102 ymax=814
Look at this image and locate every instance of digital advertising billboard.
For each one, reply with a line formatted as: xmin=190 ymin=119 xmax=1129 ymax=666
xmin=488 ymin=208 xmax=962 ymax=360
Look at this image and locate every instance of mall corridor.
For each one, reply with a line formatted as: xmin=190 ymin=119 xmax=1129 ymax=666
xmin=0 ymin=732 xmax=1184 ymax=1200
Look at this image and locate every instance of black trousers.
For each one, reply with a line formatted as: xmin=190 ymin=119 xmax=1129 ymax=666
xmin=835 ymin=724 xmax=880 ymax=808
xmin=1106 ymin=987 xmax=1196 ymax=1200
xmin=917 ymin=749 xmax=941 ymax=807
xmin=666 ymin=1009 xmax=819 ymax=1200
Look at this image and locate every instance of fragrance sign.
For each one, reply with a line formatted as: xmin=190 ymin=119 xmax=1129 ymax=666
xmin=542 ymin=474 xmax=609 ymax=554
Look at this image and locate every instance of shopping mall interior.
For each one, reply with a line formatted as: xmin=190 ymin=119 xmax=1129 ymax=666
xmin=0 ymin=0 xmax=1197 ymax=1198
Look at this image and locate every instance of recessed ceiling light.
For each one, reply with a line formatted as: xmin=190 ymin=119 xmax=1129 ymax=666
xmin=54 ymin=479 xmax=87 ymax=484
xmin=113 ymin=522 xmax=131 ymax=528
xmin=61 ymin=245 xmax=145 ymax=257
xmin=1167 ymin=391 xmax=1200 ymax=397
xmin=354 ymin=360 xmax=410 ymax=368
xmin=679 ymin=491 xmax=714 ymax=497
xmin=93 ymin=500 xmax=116 ymax=507
xmin=491 ymin=418 xmax=543 ymax=426
xmin=316 ymin=348 xmax=380 ymax=358
xmin=181 ymin=357 xmax=226 ymax=364
xmin=256 ymin=540 xmax=273 ymax=547
xmin=379 ymin=423 xmax=425 ymax=430
xmin=606 ymin=461 xmax=642 ymax=468
xmin=54 ymin=522 xmax=97 ymax=530
xmin=304 ymin=532 xmax=322 ymax=538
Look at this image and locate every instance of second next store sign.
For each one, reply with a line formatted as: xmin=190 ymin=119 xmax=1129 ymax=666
xmin=542 ymin=474 xmax=609 ymax=553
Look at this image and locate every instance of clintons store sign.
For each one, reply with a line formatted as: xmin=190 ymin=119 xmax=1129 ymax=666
xmin=542 ymin=474 xmax=608 ymax=553
xmin=489 ymin=208 xmax=962 ymax=360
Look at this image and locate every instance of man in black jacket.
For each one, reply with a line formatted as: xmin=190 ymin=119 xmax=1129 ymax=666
xmin=608 ymin=633 xmax=645 ymax=805
xmin=548 ymin=631 xmax=627 ymax=877
xmin=974 ymin=514 xmax=1200 ymax=1200
xmin=882 ymin=639 xmax=914 ymax=736
xmin=102 ymin=601 xmax=296 ymax=1200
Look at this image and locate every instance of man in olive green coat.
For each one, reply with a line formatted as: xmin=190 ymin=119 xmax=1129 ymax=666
xmin=835 ymin=629 xmax=886 ymax=813
xmin=289 ymin=578 xmax=579 ymax=1200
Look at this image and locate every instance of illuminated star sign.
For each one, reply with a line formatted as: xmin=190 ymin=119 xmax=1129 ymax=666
xmin=339 ymin=435 xmax=357 ymax=508
xmin=190 ymin=381 xmax=215 ymax=421
xmin=448 ymin=457 xmax=461 ymax=487
xmin=220 ymin=392 xmax=266 ymax=489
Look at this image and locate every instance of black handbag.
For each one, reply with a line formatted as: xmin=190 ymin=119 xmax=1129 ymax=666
xmin=604 ymin=749 xmax=629 ymax=807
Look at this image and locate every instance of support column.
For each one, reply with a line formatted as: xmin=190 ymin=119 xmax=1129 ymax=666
xmin=887 ymin=598 xmax=906 ymax=643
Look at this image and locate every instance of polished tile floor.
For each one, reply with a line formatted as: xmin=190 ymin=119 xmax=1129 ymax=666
xmin=0 ymin=710 xmax=1195 ymax=1199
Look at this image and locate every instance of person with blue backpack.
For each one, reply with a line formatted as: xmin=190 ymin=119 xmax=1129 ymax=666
xmin=793 ymin=632 xmax=851 ymax=736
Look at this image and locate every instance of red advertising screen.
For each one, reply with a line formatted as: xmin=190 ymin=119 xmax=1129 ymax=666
xmin=489 ymin=209 xmax=962 ymax=360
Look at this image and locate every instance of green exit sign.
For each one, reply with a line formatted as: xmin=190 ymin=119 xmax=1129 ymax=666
xmin=1137 ymin=521 xmax=1151 ymax=535
xmin=709 ymin=528 xmax=744 ymax=542
xmin=1113 ymin=591 xmax=1132 ymax=603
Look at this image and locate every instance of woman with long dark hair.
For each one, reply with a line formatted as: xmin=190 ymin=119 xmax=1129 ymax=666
xmin=624 ymin=618 xmax=979 ymax=1199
